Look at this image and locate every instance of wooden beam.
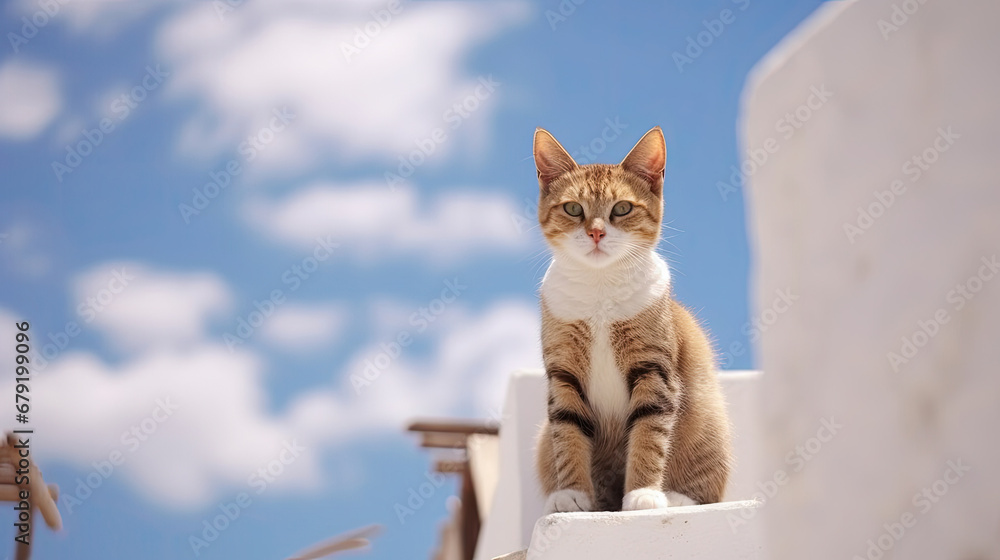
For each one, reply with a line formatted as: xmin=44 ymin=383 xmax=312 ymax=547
xmin=433 ymin=459 xmax=466 ymax=474
xmin=407 ymin=418 xmax=499 ymax=436
xmin=419 ymin=432 xmax=468 ymax=449
xmin=0 ymin=484 xmax=58 ymax=503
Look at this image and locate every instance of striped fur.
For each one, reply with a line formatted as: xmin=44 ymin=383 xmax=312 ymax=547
xmin=533 ymin=127 xmax=732 ymax=513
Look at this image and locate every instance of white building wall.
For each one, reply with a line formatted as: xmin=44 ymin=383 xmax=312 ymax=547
xmin=742 ymin=0 xmax=1000 ymax=558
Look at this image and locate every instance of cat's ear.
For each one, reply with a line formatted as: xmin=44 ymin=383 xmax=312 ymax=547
xmin=534 ymin=128 xmax=578 ymax=194
xmin=620 ymin=126 xmax=666 ymax=195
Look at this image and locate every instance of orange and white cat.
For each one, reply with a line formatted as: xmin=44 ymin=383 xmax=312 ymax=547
xmin=533 ymin=126 xmax=732 ymax=513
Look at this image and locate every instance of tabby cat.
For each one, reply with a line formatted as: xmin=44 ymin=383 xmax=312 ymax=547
xmin=533 ymin=126 xmax=732 ymax=513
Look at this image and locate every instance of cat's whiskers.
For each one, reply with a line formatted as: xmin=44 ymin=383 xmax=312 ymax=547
xmin=524 ymin=248 xmax=555 ymax=280
xmin=661 ymin=220 xmax=683 ymax=234
xmin=658 ymin=233 xmax=682 ymax=258
xmin=614 ymin=241 xmax=652 ymax=277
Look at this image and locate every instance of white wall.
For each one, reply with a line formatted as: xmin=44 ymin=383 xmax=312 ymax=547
xmin=742 ymin=0 xmax=1000 ymax=558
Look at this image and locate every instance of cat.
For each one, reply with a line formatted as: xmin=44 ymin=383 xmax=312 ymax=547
xmin=533 ymin=126 xmax=732 ymax=513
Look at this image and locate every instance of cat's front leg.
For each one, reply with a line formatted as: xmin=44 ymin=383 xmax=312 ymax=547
xmin=622 ymin=361 xmax=679 ymax=511
xmin=542 ymin=419 xmax=595 ymax=513
xmin=540 ymin=368 xmax=597 ymax=513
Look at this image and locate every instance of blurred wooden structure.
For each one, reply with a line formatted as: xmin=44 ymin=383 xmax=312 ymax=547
xmin=285 ymin=524 xmax=382 ymax=559
xmin=407 ymin=419 xmax=500 ymax=560
xmin=1 ymin=433 xmax=62 ymax=560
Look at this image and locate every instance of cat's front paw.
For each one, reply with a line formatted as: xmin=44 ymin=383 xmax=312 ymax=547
xmin=622 ymin=488 xmax=669 ymax=511
xmin=664 ymin=491 xmax=698 ymax=507
xmin=544 ymin=489 xmax=593 ymax=513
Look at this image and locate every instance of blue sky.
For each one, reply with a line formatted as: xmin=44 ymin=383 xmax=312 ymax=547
xmin=0 ymin=0 xmax=827 ymax=558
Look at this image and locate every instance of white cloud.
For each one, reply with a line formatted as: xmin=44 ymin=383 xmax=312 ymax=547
xmin=29 ymin=345 xmax=320 ymax=509
xmin=260 ymin=302 xmax=347 ymax=352
xmin=153 ymin=0 xmax=527 ymax=174
xmin=0 ymin=60 xmax=61 ymax=140
xmin=244 ymin=183 xmax=526 ymax=260
xmin=290 ymin=299 xmax=542 ymax=444
xmin=0 ymin=301 xmax=318 ymax=510
xmin=73 ymin=263 xmax=232 ymax=352
xmin=0 ymin=283 xmax=540 ymax=509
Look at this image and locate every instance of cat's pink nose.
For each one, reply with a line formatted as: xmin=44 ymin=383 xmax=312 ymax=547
xmin=587 ymin=228 xmax=606 ymax=243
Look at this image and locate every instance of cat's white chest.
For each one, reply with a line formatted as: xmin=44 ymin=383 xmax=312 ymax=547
xmin=541 ymin=253 xmax=671 ymax=421
xmin=587 ymin=321 xmax=629 ymax=421
xmin=541 ymin=252 xmax=670 ymax=322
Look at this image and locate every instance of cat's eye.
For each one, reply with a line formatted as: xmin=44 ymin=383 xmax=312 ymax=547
xmin=563 ymin=202 xmax=584 ymax=217
xmin=611 ymin=201 xmax=633 ymax=217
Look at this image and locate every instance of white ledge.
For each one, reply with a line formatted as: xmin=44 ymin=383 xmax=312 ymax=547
xmin=475 ymin=370 xmax=764 ymax=560
xmin=492 ymin=499 xmax=762 ymax=560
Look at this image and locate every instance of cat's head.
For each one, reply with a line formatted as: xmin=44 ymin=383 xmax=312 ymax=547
xmin=534 ymin=126 xmax=666 ymax=268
